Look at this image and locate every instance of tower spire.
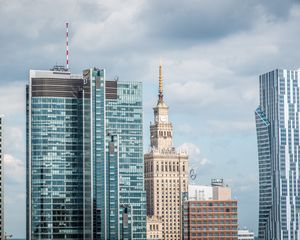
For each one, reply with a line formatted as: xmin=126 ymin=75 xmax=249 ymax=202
xmin=159 ymin=62 xmax=163 ymax=101
xmin=66 ymin=22 xmax=69 ymax=70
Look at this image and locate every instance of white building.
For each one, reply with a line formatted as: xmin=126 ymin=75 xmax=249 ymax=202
xmin=238 ymin=229 xmax=255 ymax=240
xmin=189 ymin=179 xmax=232 ymax=201
xmin=188 ymin=184 xmax=213 ymax=200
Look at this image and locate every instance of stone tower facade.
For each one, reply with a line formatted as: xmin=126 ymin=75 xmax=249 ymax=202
xmin=144 ymin=64 xmax=188 ymax=240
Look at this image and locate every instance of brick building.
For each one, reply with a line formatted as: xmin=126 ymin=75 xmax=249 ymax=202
xmin=183 ymin=180 xmax=238 ymax=240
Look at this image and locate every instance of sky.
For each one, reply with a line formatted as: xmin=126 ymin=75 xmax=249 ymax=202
xmin=1 ymin=0 xmax=300 ymax=237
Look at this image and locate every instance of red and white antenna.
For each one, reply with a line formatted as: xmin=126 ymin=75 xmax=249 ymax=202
xmin=66 ymin=22 xmax=69 ymax=70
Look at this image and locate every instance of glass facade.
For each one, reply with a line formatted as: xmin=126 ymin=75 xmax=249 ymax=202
xmin=255 ymin=69 xmax=300 ymax=240
xmin=27 ymin=71 xmax=85 ymax=239
xmin=106 ymin=81 xmax=146 ymax=240
xmin=85 ymin=68 xmax=146 ymax=239
xmin=27 ymin=68 xmax=146 ymax=240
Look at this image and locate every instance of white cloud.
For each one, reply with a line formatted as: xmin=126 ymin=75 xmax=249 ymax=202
xmin=0 ymin=82 xmax=25 ymax=117
xmin=208 ymin=120 xmax=256 ymax=133
xmin=227 ymin=175 xmax=258 ymax=193
xmin=178 ymin=143 xmax=210 ymax=169
xmin=4 ymin=154 xmax=25 ymax=185
xmin=177 ymin=123 xmax=193 ymax=135
xmin=4 ymin=153 xmax=26 ymax=238
xmin=167 ymin=81 xmax=238 ymax=107
xmin=4 ymin=126 xmax=25 ymax=157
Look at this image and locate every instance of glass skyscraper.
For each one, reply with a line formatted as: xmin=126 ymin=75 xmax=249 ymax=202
xmin=27 ymin=68 xmax=86 ymax=239
xmin=255 ymin=69 xmax=300 ymax=240
xmin=83 ymin=68 xmax=146 ymax=240
xmin=27 ymin=66 xmax=146 ymax=239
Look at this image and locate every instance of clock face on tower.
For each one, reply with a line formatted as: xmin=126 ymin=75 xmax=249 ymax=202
xmin=160 ymin=115 xmax=168 ymax=123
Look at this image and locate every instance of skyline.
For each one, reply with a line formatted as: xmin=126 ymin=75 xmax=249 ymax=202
xmin=2 ymin=0 xmax=300 ymax=238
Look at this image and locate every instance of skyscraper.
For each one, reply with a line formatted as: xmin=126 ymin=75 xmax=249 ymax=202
xmin=255 ymin=69 xmax=300 ymax=239
xmin=144 ymin=64 xmax=189 ymax=240
xmin=0 ymin=116 xmax=3 ymax=239
xmin=83 ymin=68 xmax=146 ymax=240
xmin=27 ymin=67 xmax=87 ymax=239
xmin=27 ymin=66 xmax=146 ymax=239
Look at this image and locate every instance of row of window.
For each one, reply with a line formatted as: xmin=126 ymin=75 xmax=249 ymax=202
xmin=145 ymin=161 xmax=187 ymax=173
xmin=186 ymin=220 xmax=238 ymax=224
xmin=189 ymin=202 xmax=237 ymax=207
xmin=190 ymin=208 xmax=237 ymax=212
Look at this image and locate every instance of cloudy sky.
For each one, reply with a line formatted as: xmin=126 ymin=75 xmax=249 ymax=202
xmin=1 ymin=0 xmax=300 ymax=237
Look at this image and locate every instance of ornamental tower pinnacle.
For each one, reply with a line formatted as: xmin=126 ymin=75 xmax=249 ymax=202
xmin=158 ymin=62 xmax=163 ymax=102
xmin=150 ymin=63 xmax=173 ymax=150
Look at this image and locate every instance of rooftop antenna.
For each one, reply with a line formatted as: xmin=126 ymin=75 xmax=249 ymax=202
xmin=66 ymin=22 xmax=69 ymax=71
xmin=158 ymin=59 xmax=163 ymax=102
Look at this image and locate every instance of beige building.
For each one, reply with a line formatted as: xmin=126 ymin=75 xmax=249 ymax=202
xmin=146 ymin=216 xmax=162 ymax=240
xmin=144 ymin=64 xmax=189 ymax=240
xmin=211 ymin=178 xmax=232 ymax=201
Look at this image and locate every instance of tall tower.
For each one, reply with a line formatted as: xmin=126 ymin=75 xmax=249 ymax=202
xmin=255 ymin=69 xmax=300 ymax=239
xmin=144 ymin=64 xmax=189 ymax=240
xmin=26 ymin=68 xmax=88 ymax=240
xmin=82 ymin=68 xmax=146 ymax=240
xmin=27 ymin=67 xmax=146 ymax=240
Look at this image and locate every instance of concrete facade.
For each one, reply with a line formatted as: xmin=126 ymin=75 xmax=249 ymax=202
xmin=144 ymin=64 xmax=188 ymax=240
xmin=189 ymin=185 xmax=213 ymax=201
xmin=146 ymin=216 xmax=162 ymax=240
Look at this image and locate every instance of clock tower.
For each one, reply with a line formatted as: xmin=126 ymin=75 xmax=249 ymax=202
xmin=144 ymin=64 xmax=188 ymax=240
xmin=150 ymin=64 xmax=173 ymax=150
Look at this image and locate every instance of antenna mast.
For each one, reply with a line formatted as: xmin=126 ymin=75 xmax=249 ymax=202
xmin=158 ymin=62 xmax=163 ymax=102
xmin=66 ymin=22 xmax=69 ymax=70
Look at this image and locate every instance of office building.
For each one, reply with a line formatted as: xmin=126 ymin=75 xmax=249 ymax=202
xmin=0 ymin=116 xmax=3 ymax=239
xmin=144 ymin=64 xmax=189 ymax=240
xmin=27 ymin=66 xmax=146 ymax=239
xmin=188 ymin=184 xmax=213 ymax=201
xmin=82 ymin=68 xmax=146 ymax=240
xmin=183 ymin=180 xmax=238 ymax=240
xmin=238 ymin=229 xmax=255 ymax=240
xmin=255 ymin=69 xmax=300 ymax=239
xmin=27 ymin=67 xmax=85 ymax=239
xmin=146 ymin=216 xmax=162 ymax=240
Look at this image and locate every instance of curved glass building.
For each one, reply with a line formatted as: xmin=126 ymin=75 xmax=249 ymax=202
xmin=255 ymin=69 xmax=300 ymax=240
